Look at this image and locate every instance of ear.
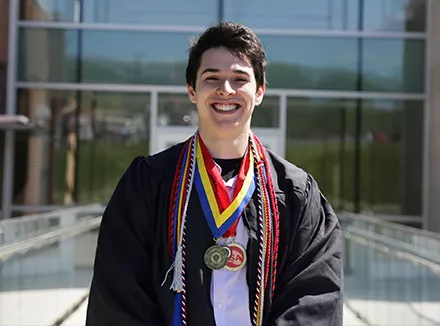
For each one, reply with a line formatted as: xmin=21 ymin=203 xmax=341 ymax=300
xmin=187 ymin=84 xmax=197 ymax=104
xmin=255 ymin=84 xmax=265 ymax=106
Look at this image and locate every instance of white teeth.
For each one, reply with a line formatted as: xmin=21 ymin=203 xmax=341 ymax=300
xmin=213 ymin=104 xmax=238 ymax=111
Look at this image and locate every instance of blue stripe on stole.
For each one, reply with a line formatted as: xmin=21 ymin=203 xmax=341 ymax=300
xmin=194 ymin=168 xmax=256 ymax=239
xmin=172 ymin=292 xmax=183 ymax=326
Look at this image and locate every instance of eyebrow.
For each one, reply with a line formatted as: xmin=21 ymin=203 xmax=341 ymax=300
xmin=200 ymin=68 xmax=250 ymax=76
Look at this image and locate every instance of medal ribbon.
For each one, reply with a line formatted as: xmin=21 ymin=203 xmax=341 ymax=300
xmin=167 ymin=131 xmax=279 ymax=326
xmin=194 ymin=135 xmax=255 ymax=239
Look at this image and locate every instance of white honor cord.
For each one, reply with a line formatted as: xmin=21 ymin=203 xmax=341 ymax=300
xmin=169 ymin=133 xmax=197 ymax=292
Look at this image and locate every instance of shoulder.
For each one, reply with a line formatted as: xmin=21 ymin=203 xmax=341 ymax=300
xmin=265 ymin=148 xmax=313 ymax=198
xmin=125 ymin=141 xmax=187 ymax=181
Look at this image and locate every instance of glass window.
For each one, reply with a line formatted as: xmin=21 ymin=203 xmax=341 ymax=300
xmin=224 ymin=0 xmax=426 ymax=32
xmin=17 ymin=28 xmax=79 ymax=83
xmin=18 ymin=28 xmax=195 ymax=85
xmin=14 ymin=89 xmax=150 ymax=206
xmin=261 ymin=35 xmax=358 ymax=91
xmin=360 ymin=99 xmax=423 ymax=216
xmin=286 ymin=97 xmax=423 ymax=215
xmin=158 ymin=93 xmax=197 ymax=127
xmin=77 ymin=91 xmax=150 ymax=203
xmin=20 ymin=0 xmax=218 ymax=26
xmin=21 ymin=0 xmax=426 ymax=32
xmin=83 ymin=0 xmax=218 ymax=26
xmin=364 ymin=0 xmax=426 ymax=32
xmin=252 ymin=96 xmax=279 ymax=128
xmin=260 ymin=35 xmax=425 ymax=92
xmin=17 ymin=29 xmax=425 ymax=93
xmin=224 ymin=0 xmax=358 ymax=31
xmin=362 ymin=38 xmax=425 ymax=93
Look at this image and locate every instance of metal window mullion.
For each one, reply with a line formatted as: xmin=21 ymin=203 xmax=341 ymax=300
xmin=149 ymin=91 xmax=158 ymax=155
xmin=279 ymin=94 xmax=287 ymax=158
xmin=14 ymin=82 xmax=427 ymax=101
xmin=16 ymin=21 xmax=427 ymax=39
xmin=2 ymin=0 xmax=20 ymax=220
xmin=422 ymin=0 xmax=433 ymax=230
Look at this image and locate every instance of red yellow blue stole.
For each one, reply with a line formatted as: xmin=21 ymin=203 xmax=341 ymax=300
xmin=166 ymin=131 xmax=280 ymax=326
xmin=194 ymin=135 xmax=255 ymax=239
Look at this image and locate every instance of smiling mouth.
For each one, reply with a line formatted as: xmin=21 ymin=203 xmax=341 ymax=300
xmin=211 ymin=103 xmax=240 ymax=113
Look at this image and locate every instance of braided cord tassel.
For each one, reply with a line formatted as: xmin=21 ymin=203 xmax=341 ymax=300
xmin=250 ymin=136 xmax=270 ymax=326
xmin=254 ymin=135 xmax=280 ymax=296
xmin=168 ymin=134 xmax=197 ymax=326
xmin=180 ymin=136 xmax=196 ymax=325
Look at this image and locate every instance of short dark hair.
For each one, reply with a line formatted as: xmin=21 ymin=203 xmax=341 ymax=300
xmin=186 ymin=22 xmax=267 ymax=90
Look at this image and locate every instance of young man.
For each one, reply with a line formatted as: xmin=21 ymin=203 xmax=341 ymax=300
xmin=86 ymin=22 xmax=343 ymax=326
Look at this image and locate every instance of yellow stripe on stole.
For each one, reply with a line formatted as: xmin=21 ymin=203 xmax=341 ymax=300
xmin=196 ymin=141 xmax=255 ymax=228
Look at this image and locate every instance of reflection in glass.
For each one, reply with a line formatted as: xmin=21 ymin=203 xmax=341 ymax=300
xmin=15 ymin=89 xmax=150 ymax=207
xmin=224 ymin=0 xmax=426 ymax=32
xmin=17 ymin=28 xmax=195 ymax=85
xmin=18 ymin=28 xmax=79 ymax=83
xmin=252 ymin=96 xmax=279 ymax=128
xmin=364 ymin=0 xmax=426 ymax=32
xmin=261 ymin=36 xmax=358 ymax=91
xmin=83 ymin=0 xmax=218 ymax=25
xmin=20 ymin=0 xmax=218 ymax=25
xmin=260 ymin=35 xmax=425 ymax=93
xmin=77 ymin=92 xmax=150 ymax=203
xmin=17 ymin=28 xmax=426 ymax=93
xmin=286 ymin=98 xmax=356 ymax=210
xmin=20 ymin=0 xmax=426 ymax=32
xmin=286 ymin=97 xmax=423 ymax=215
xmin=81 ymin=31 xmax=193 ymax=85
xmin=158 ymin=93 xmax=197 ymax=127
xmin=360 ymin=99 xmax=423 ymax=215
xmin=362 ymin=38 xmax=425 ymax=93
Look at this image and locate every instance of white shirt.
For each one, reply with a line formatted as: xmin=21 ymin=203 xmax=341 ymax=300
xmin=210 ymin=173 xmax=252 ymax=326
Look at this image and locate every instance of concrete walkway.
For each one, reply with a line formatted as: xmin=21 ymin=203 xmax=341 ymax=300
xmin=0 ymin=288 xmax=368 ymax=326
xmin=62 ymin=299 xmax=368 ymax=326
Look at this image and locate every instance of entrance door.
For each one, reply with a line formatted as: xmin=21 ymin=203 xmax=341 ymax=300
xmin=150 ymin=92 xmax=285 ymax=156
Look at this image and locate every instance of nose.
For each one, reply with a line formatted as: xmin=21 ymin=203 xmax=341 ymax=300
xmin=217 ymin=79 xmax=236 ymax=96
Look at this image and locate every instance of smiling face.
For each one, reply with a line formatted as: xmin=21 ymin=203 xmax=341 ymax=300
xmin=187 ymin=46 xmax=265 ymax=142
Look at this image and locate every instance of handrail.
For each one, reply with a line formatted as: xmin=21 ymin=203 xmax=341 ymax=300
xmin=0 ymin=216 xmax=102 ymax=262
xmin=0 ymin=203 xmax=104 ymax=227
xmin=339 ymin=211 xmax=440 ymax=241
xmin=344 ymin=225 xmax=440 ymax=276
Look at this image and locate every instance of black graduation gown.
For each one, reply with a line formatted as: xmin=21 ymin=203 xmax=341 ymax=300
xmin=86 ymin=142 xmax=343 ymax=326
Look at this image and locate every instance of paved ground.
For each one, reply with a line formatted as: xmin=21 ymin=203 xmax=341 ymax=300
xmin=0 ymin=288 xmax=367 ymax=326
xmin=63 ymin=298 xmax=369 ymax=326
xmin=2 ymin=287 xmax=440 ymax=326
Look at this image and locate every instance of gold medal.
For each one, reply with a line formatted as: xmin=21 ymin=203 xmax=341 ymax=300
xmin=204 ymin=245 xmax=231 ymax=270
xmin=224 ymin=243 xmax=247 ymax=271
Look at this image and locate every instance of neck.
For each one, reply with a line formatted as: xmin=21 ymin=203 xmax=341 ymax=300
xmin=198 ymin=130 xmax=250 ymax=159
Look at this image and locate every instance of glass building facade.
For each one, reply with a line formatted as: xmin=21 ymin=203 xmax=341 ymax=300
xmin=1 ymin=0 xmax=432 ymax=227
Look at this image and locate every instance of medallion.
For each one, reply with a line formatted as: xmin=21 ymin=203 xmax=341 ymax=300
xmin=224 ymin=243 xmax=247 ymax=271
xmin=204 ymin=245 xmax=231 ymax=270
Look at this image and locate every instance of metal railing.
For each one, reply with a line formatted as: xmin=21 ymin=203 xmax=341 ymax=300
xmin=0 ymin=204 xmax=104 ymax=246
xmin=340 ymin=213 xmax=440 ymax=326
xmin=0 ymin=208 xmax=439 ymax=326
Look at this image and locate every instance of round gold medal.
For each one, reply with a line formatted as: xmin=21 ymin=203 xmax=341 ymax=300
xmin=204 ymin=245 xmax=231 ymax=270
xmin=224 ymin=243 xmax=247 ymax=271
